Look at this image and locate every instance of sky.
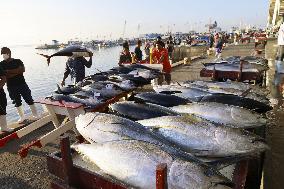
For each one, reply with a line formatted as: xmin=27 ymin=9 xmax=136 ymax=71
xmin=0 ymin=0 xmax=269 ymax=46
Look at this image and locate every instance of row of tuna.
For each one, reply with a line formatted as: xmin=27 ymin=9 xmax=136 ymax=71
xmin=72 ymin=79 xmax=271 ymax=188
xmin=203 ymin=56 xmax=269 ymax=73
xmin=47 ymin=63 xmax=162 ymax=108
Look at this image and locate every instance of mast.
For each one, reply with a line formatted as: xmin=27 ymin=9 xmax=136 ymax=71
xmin=122 ymin=20 xmax=127 ymax=39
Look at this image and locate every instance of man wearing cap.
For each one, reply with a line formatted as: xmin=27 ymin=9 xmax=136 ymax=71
xmin=1 ymin=47 xmax=39 ymax=122
xmin=61 ymin=51 xmax=93 ymax=86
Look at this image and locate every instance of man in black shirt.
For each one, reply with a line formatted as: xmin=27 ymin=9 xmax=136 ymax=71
xmin=0 ymin=64 xmax=12 ymax=131
xmin=1 ymin=47 xmax=39 ymax=122
xmin=61 ymin=51 xmax=93 ymax=86
xmin=134 ymin=40 xmax=143 ymax=62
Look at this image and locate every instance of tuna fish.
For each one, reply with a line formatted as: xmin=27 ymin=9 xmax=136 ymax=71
xmin=199 ymin=94 xmax=272 ymax=113
xmin=128 ymin=69 xmax=159 ymax=80
xmin=134 ymin=92 xmax=190 ymax=107
xmin=55 ymin=84 xmax=80 ymax=95
xmin=152 ymin=84 xmax=211 ymax=101
xmin=184 ymin=80 xmax=268 ymax=97
xmin=171 ymin=102 xmax=267 ymax=128
xmin=175 ymin=81 xmax=269 ymax=104
xmin=38 ymin=45 xmax=92 ymax=65
xmin=109 ymin=101 xmax=179 ymax=120
xmin=73 ymin=140 xmax=233 ymax=189
xmin=137 ymin=116 xmax=268 ymax=157
xmin=82 ymin=81 xmax=124 ymax=99
xmin=75 ymin=112 xmax=204 ymax=163
xmin=50 ymin=93 xmax=103 ymax=109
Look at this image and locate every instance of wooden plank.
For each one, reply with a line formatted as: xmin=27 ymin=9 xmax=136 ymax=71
xmin=233 ymin=160 xmax=249 ymax=189
xmin=60 ymin=137 xmax=74 ymax=186
xmin=36 ymin=99 xmax=83 ymax=109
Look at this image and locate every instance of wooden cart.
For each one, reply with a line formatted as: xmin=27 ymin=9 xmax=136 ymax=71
xmin=47 ymin=136 xmax=256 ymax=189
xmin=200 ymin=61 xmax=266 ymax=85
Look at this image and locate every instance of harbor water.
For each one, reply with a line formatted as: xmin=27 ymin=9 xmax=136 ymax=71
xmin=4 ymin=45 xmax=128 ymax=123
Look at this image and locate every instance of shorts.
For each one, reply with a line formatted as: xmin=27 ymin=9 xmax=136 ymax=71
xmin=7 ymin=83 xmax=34 ymax=107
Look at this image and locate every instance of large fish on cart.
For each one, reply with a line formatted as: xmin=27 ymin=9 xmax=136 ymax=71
xmin=134 ymin=92 xmax=190 ymax=107
xmin=37 ymin=45 xmax=92 ymax=65
xmin=137 ymin=116 xmax=268 ymax=157
xmin=199 ymin=94 xmax=272 ymax=113
xmin=75 ymin=112 xmax=207 ymax=165
xmin=109 ymin=101 xmax=179 ymax=120
xmin=152 ymin=84 xmax=272 ymax=113
xmin=73 ymin=140 xmax=233 ymax=189
xmin=171 ymin=102 xmax=267 ymax=128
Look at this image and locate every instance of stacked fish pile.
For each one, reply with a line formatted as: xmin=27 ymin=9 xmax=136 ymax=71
xmin=47 ymin=63 xmax=161 ymax=109
xmin=71 ymin=79 xmax=271 ymax=188
xmin=202 ymin=56 xmax=269 ymax=73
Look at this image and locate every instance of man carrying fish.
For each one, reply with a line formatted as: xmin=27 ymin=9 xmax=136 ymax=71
xmin=152 ymin=40 xmax=172 ymax=85
xmin=1 ymin=47 xmax=39 ymax=122
xmin=61 ymin=51 xmax=93 ymax=86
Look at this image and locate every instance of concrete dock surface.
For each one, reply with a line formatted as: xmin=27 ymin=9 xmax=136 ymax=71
xmin=0 ymin=42 xmax=283 ymax=189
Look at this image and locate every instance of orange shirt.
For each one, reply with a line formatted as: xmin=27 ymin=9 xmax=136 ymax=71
xmin=152 ymin=48 xmax=171 ymax=73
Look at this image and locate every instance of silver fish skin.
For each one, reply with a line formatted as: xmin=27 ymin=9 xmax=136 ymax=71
xmin=128 ymin=68 xmax=159 ymax=80
xmin=152 ymin=84 xmax=210 ymax=101
xmin=171 ymin=82 xmax=269 ymax=104
xmin=75 ymin=112 xmax=201 ymax=163
xmin=171 ymin=102 xmax=267 ymax=129
xmin=184 ymin=80 xmax=268 ymax=96
xmin=73 ymin=140 xmax=232 ymax=189
xmin=137 ymin=116 xmax=268 ymax=157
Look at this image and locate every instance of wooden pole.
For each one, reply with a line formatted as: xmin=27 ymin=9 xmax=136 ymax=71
xmin=60 ymin=136 xmax=74 ymax=186
xmin=156 ymin=163 xmax=168 ymax=189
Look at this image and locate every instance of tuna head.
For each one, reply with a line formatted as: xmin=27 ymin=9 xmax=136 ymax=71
xmin=75 ymin=112 xmax=155 ymax=144
xmin=169 ymin=159 xmax=233 ymax=189
xmin=215 ymin=129 xmax=269 ymax=157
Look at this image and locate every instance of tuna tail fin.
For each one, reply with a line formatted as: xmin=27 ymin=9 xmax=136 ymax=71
xmin=37 ymin=53 xmax=52 ymax=66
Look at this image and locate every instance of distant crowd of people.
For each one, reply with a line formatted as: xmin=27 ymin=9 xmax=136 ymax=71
xmin=118 ymin=36 xmax=174 ymax=85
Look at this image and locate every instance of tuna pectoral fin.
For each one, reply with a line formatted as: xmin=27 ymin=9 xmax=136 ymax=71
xmin=159 ymin=91 xmax=182 ymax=95
xmin=206 ymin=155 xmax=249 ymax=170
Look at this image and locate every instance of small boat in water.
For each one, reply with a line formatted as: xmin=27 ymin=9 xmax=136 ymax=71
xmin=35 ymin=40 xmax=65 ymax=50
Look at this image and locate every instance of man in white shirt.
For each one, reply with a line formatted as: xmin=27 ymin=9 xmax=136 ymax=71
xmin=276 ymin=22 xmax=284 ymax=73
xmin=277 ymin=22 xmax=284 ymax=59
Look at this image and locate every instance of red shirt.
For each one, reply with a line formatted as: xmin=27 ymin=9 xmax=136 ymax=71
xmin=152 ymin=48 xmax=171 ymax=73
